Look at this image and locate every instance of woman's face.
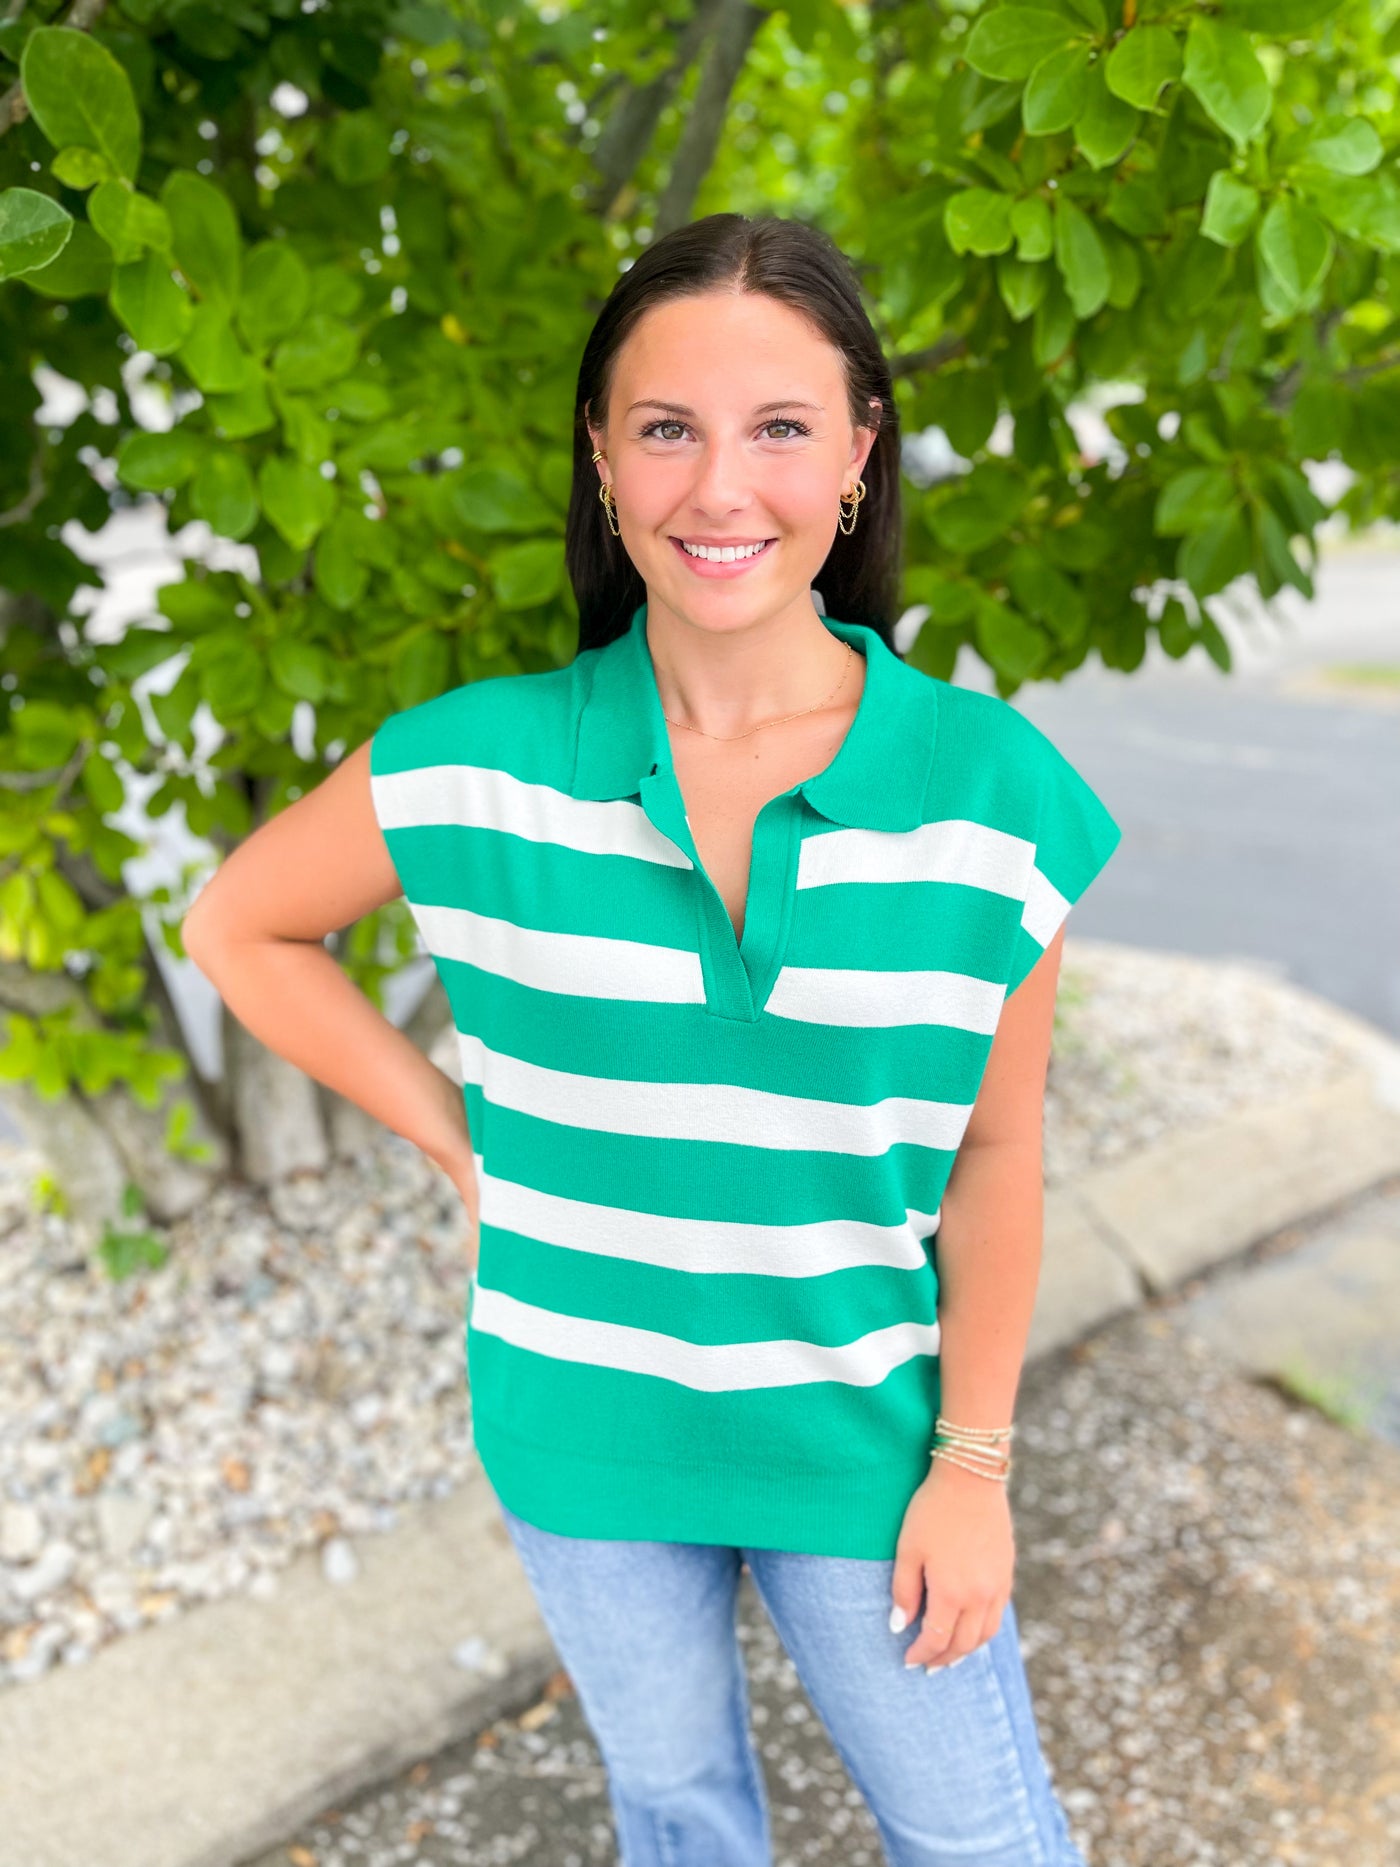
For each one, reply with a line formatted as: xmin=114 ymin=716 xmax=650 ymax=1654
xmin=588 ymin=289 xmax=879 ymax=635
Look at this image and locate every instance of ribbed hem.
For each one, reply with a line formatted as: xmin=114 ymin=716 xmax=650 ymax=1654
xmin=471 ymin=1409 xmax=929 ymax=1560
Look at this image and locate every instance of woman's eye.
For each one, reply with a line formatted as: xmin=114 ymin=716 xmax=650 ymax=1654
xmin=638 ymin=417 xmax=812 ymax=442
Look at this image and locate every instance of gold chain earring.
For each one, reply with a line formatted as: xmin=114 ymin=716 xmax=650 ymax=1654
xmin=837 ymin=479 xmax=866 ymax=537
xmin=591 ymin=447 xmax=620 ymax=537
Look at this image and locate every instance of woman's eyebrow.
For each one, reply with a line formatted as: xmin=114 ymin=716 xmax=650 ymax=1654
xmin=625 ymin=399 xmax=824 ymax=417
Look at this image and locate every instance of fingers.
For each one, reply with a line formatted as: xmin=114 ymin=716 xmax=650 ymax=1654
xmin=901 ymin=1589 xmax=1003 ymax=1672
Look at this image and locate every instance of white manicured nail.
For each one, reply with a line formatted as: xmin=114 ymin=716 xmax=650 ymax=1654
xmin=888 ymin=1605 xmax=908 ymax=1632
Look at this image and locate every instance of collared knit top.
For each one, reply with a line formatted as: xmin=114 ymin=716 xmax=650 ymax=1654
xmin=369 ymin=600 xmax=1122 ymax=1558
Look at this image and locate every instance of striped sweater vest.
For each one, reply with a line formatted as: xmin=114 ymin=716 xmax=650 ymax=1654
xmin=369 ymin=601 xmax=1122 ymax=1557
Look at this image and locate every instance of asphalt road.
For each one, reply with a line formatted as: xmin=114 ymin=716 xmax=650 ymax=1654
xmin=956 ymin=539 xmax=1400 ymax=1039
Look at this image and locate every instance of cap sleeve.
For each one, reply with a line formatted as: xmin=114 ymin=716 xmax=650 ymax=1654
xmin=1004 ymin=725 xmax=1122 ymax=998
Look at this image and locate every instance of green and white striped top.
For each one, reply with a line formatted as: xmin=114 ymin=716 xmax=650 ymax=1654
xmin=369 ymin=600 xmax=1122 ymax=1558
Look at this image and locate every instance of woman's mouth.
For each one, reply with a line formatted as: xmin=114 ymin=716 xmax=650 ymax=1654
xmin=669 ymin=535 xmax=777 ymax=578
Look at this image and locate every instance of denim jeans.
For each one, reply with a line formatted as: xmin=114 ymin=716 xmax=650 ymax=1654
xmin=497 ymin=1500 xmax=1089 ymax=1867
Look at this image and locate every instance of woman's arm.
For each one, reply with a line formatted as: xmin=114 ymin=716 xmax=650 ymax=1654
xmin=182 ymin=740 xmax=477 ymax=1220
xmin=889 ymin=923 xmax=1067 ymax=1670
xmin=931 ymin=918 xmax=1065 ymax=1437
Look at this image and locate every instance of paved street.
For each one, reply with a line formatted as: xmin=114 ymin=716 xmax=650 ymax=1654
xmin=953 ymin=539 xmax=1400 ymax=1039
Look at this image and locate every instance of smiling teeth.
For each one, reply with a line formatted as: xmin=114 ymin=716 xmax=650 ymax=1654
xmin=681 ymin=540 xmax=770 ymax=561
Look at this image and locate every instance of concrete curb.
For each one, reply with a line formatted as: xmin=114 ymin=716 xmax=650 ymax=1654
xmin=5 ymin=1043 xmax=1400 ymax=1867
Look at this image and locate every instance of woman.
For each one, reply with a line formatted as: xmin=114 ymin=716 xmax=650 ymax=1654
xmin=185 ymin=212 xmax=1119 ymax=1865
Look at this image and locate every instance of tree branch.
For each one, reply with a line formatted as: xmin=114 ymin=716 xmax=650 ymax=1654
xmin=586 ymin=0 xmax=727 ymax=217
xmin=889 ymin=333 xmax=968 ymax=379
xmin=654 ymin=0 xmax=769 ymax=239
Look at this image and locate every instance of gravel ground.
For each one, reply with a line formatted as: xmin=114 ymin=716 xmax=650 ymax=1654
xmin=238 ymin=1300 xmax=1400 ymax=1867
xmin=0 ymin=941 xmax=1377 ymax=1693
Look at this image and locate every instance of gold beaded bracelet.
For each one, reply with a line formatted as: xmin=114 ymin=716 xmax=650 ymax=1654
xmin=929 ymin=1415 xmax=1015 ymax=1485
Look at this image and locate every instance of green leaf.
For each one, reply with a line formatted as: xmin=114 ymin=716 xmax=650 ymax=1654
xmin=1101 ymin=226 xmax=1142 ymax=307
xmin=109 ymin=255 xmax=194 ymax=355
xmin=973 ymin=598 xmax=1046 ymax=681
xmin=1053 ymin=197 xmax=1110 ymax=319
xmin=1253 ymin=502 xmax=1312 ymax=598
xmin=944 ymin=189 xmax=1015 ymax=256
xmin=20 ymin=27 xmax=141 ymax=181
xmin=996 ymin=253 xmax=1049 ymax=322
xmin=237 ymin=242 xmax=311 ymax=352
xmin=449 ymin=466 xmax=559 ymax=534
xmin=115 ymin=428 xmax=205 ymax=492
xmin=206 ymin=377 xmax=276 ymax=440
xmin=1005 ymin=547 xmax=1087 ymax=638
xmin=20 ymin=218 xmax=112 ymax=299
xmin=1022 ymin=43 xmax=1092 ymax=136
xmin=1220 ymin=0 xmax=1344 ymax=27
xmin=0 ymin=189 xmax=72 ymax=281
xmin=1155 ymin=466 xmax=1235 ymax=535
xmin=1201 ymin=170 xmax=1260 ymax=246
xmin=314 ymin=512 xmax=371 ymax=611
xmin=178 ymin=303 xmax=256 ymax=395
xmin=82 ymin=749 xmax=126 ymax=816
xmin=269 ymin=637 xmax=333 ymax=703
xmin=1178 ymin=507 xmax=1251 ymax=598
xmin=51 ymin=146 xmax=111 ymax=190
xmin=272 ymin=313 xmax=361 ymax=389
xmin=903 ymin=568 xmax=978 ymax=622
xmin=391 ymin=630 xmax=451 ymax=709
xmin=200 ymin=637 xmax=264 ymax=717
xmin=256 ymin=456 xmax=337 ymax=552
xmin=1255 ymin=197 xmax=1332 ymax=314
xmin=1296 ymin=116 xmax=1383 ymax=178
xmin=327 ymin=111 xmax=392 ymax=186
xmin=1104 ymin=24 xmax=1181 ymax=111
xmin=964 ymin=8 xmax=1081 ymax=81
xmin=1106 ymin=173 xmax=1169 ymax=238
xmin=160 ymin=171 xmax=241 ymax=307
xmin=1011 ymin=195 xmax=1053 ymax=261
xmin=931 ymin=369 xmax=999 ymax=455
xmin=1032 ymin=275 xmax=1075 ymax=365
xmin=1302 ymin=172 xmax=1400 ymax=252
xmin=1073 ymin=64 xmax=1140 ymax=169
xmin=493 ymin=538 xmax=565 ymax=610
xmin=1258 ymin=457 xmax=1327 ymax=533
xmin=1182 ymin=19 xmax=1270 ymax=149
xmin=88 ymin=181 xmax=171 ymax=263
xmin=190 ymin=450 xmax=258 ymax=540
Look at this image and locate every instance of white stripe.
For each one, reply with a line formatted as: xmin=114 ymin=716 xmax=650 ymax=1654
xmin=1020 ymin=866 xmax=1072 ymax=948
xmin=416 ymin=903 xmax=706 ymax=1004
xmin=766 ymin=964 xmax=1004 ymax=1031
xmin=372 ymin=764 xmax=692 ymax=868
xmin=797 ymin=818 xmax=1034 ymax=893
xmin=469 ymin=1283 xmax=941 ymax=1392
xmin=457 ymin=1033 xmax=971 ymax=1153
xmin=479 ymin=1167 xmax=941 ymax=1275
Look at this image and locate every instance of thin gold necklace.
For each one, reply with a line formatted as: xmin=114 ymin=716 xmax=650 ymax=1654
xmin=661 ymin=640 xmax=857 ymax=743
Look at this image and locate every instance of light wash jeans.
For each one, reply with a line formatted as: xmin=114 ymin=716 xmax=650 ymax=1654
xmin=497 ymin=1501 xmax=1090 ymax=1867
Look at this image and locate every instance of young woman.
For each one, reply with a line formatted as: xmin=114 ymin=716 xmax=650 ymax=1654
xmin=186 ymin=212 xmax=1119 ymax=1866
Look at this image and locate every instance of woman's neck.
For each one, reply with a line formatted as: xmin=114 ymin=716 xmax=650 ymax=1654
xmin=644 ymin=596 xmax=857 ymax=740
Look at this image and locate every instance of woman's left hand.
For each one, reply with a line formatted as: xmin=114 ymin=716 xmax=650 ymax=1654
xmin=890 ymin=1458 xmax=1015 ymax=1670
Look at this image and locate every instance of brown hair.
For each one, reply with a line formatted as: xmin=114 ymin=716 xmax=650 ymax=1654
xmin=565 ymin=212 xmax=902 ymax=655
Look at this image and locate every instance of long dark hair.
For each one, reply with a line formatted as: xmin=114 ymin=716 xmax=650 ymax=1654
xmin=565 ymin=212 xmax=902 ymax=656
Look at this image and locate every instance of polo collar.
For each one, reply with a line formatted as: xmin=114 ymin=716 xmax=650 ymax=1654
xmin=571 ymin=600 xmax=939 ymax=833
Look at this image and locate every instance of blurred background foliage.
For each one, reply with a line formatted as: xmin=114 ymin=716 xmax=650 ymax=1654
xmin=1 ymin=0 xmax=1398 ymax=1234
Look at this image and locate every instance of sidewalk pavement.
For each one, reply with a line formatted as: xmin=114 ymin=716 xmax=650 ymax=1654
xmin=3 ymin=1028 xmax=1399 ymax=1867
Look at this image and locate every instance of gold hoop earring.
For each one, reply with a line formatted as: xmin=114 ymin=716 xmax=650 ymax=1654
xmin=838 ymin=479 xmax=866 ymax=537
xmin=591 ymin=448 xmax=621 ymax=537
